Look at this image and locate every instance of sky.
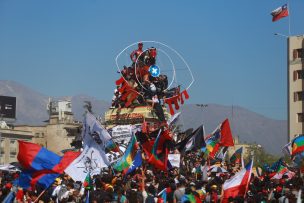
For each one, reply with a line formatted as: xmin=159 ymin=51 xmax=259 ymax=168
xmin=1 ymin=0 xmax=304 ymax=121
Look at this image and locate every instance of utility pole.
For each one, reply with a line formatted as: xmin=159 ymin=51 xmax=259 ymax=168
xmin=196 ymin=104 xmax=208 ymax=126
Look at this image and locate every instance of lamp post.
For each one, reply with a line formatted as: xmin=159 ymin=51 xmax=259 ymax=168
xmin=274 ymin=33 xmax=290 ymax=144
xmin=274 ymin=33 xmax=289 ymax=38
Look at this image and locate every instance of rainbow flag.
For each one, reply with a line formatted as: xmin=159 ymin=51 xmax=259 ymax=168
xmin=291 ymin=135 xmax=304 ymax=156
xmin=230 ymin=147 xmax=243 ymax=164
xmin=113 ymin=135 xmax=138 ymax=171
xmin=202 ymin=119 xmax=234 ymax=158
xmin=202 ymin=131 xmax=220 ymax=157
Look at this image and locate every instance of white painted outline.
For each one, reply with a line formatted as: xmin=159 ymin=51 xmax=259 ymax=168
xmin=133 ymin=48 xmax=176 ymax=91
xmin=115 ymin=41 xmax=194 ymax=99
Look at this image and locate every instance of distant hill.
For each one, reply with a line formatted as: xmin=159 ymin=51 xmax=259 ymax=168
xmin=0 ymin=80 xmax=287 ymax=155
xmin=0 ymin=80 xmax=49 ymax=125
xmin=178 ymin=104 xmax=287 ymax=155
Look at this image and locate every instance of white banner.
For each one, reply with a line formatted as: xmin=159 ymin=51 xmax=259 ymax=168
xmin=111 ymin=125 xmax=132 ymax=146
xmin=106 ymin=146 xmax=126 ymax=164
xmin=168 ymin=154 xmax=181 ymax=168
xmin=82 ymin=112 xmax=112 ymax=149
xmin=65 ymin=137 xmax=110 ymax=182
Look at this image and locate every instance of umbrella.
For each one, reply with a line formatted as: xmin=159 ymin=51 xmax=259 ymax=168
xmin=209 ymin=166 xmax=227 ymax=173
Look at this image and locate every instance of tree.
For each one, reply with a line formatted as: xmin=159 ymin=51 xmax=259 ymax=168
xmin=244 ymin=144 xmax=280 ymax=168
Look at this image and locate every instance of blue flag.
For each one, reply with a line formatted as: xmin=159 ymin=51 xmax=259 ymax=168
xmin=125 ymin=150 xmax=142 ymax=175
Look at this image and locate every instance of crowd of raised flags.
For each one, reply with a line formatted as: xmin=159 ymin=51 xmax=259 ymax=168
xmin=0 ymin=110 xmax=302 ymax=202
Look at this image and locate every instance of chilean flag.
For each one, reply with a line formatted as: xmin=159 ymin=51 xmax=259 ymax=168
xmin=222 ymin=160 xmax=253 ymax=202
xmin=271 ymin=4 xmax=289 ymax=22
xmin=17 ymin=141 xmax=80 ymax=189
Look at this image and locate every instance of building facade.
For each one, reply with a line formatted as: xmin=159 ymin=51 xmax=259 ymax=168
xmin=288 ymin=36 xmax=304 ymax=142
xmin=0 ymin=99 xmax=81 ymax=165
xmin=0 ymin=127 xmax=33 ymax=165
xmin=15 ymin=100 xmax=81 ymax=155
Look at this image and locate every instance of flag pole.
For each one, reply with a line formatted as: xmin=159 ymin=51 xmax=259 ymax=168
xmin=243 ymin=158 xmax=254 ymax=199
xmin=288 ymin=0 xmax=291 ymax=35
xmin=33 ymin=189 xmax=47 ymax=203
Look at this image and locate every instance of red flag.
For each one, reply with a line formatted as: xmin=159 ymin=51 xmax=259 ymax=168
xmin=148 ymin=130 xmax=169 ymax=171
xmin=209 ymin=143 xmax=221 ymax=159
xmin=52 ymin=151 xmax=81 ymax=173
xmin=156 ymin=129 xmax=172 ymax=154
xmin=142 ymin=120 xmax=148 ymax=134
xmin=271 ymin=4 xmax=289 ymax=22
xmin=220 ymin=119 xmax=234 ymax=146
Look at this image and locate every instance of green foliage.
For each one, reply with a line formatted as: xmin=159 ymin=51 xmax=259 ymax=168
xmin=244 ymin=144 xmax=280 ymax=167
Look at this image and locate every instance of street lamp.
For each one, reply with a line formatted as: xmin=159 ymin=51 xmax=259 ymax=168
xmin=196 ymin=104 xmax=208 ymax=108
xmin=274 ymin=33 xmax=289 ymax=38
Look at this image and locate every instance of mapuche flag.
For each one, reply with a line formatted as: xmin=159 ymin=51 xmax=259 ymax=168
xmin=113 ymin=135 xmax=138 ymax=171
xmin=291 ymin=135 xmax=304 ymax=156
xmin=202 ymin=119 xmax=234 ymax=158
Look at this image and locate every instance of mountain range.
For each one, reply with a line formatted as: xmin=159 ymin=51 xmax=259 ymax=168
xmin=0 ymin=80 xmax=287 ymax=155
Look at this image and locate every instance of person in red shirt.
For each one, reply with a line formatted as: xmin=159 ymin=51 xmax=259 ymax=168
xmin=130 ymin=42 xmax=144 ymax=64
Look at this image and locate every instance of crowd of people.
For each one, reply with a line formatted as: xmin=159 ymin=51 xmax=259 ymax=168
xmin=1 ymin=43 xmax=302 ymax=203
xmin=0 ymin=151 xmax=303 ymax=203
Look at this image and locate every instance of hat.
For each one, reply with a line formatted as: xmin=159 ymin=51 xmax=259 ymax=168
xmin=55 ymin=178 xmax=62 ymax=185
xmin=276 ymin=186 xmax=282 ymax=193
xmin=5 ymin=183 xmax=12 ymax=189
xmin=105 ymin=184 xmax=114 ymax=192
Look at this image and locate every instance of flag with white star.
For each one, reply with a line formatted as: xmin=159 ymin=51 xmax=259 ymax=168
xmin=124 ymin=150 xmax=142 ymax=175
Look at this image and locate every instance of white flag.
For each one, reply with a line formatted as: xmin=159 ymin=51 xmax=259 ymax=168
xmin=167 ymin=112 xmax=181 ymax=126
xmin=168 ymin=154 xmax=180 ymax=168
xmin=82 ymin=112 xmax=112 ymax=149
xmin=65 ymin=134 xmax=110 ymax=182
